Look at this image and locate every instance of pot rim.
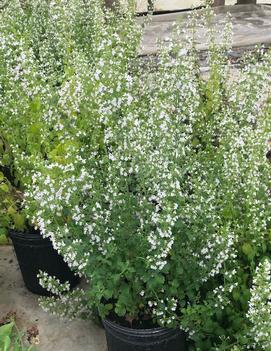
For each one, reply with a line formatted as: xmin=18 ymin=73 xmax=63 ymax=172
xmin=9 ymin=229 xmax=50 ymax=243
xmin=103 ymin=318 xmax=181 ymax=336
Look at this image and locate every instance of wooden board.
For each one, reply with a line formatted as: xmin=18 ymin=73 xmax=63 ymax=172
xmin=135 ymin=0 xmax=271 ymax=13
xmin=139 ymin=4 xmax=271 ymax=55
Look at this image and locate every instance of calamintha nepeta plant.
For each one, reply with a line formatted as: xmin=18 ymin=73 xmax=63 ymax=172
xmin=3 ymin=2 xmax=270 ymax=350
xmin=0 ymin=0 xmax=140 ymax=191
xmin=246 ymin=259 xmax=271 ymax=350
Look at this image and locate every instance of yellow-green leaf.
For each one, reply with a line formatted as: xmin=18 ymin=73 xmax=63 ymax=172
xmin=13 ymin=213 xmax=25 ymax=230
xmin=0 ymin=183 xmax=9 ymax=193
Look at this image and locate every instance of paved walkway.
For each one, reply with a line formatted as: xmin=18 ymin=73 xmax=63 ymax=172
xmin=139 ymin=4 xmax=271 ymax=55
xmin=0 ymin=246 xmax=106 ymax=351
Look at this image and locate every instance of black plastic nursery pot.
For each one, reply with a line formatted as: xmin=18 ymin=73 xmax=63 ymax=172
xmin=9 ymin=230 xmax=79 ymax=296
xmin=103 ymin=319 xmax=188 ymax=351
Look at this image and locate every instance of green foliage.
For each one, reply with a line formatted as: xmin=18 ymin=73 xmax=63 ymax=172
xmin=0 ymin=321 xmax=38 ymax=351
xmin=1 ymin=1 xmax=271 ymax=350
xmin=29 ymin=9 xmax=271 ymax=349
xmin=0 ymin=172 xmax=26 ymax=243
xmin=0 ymin=322 xmax=14 ymax=351
xmin=245 ymin=259 xmax=271 ymax=349
xmin=0 ymin=0 xmax=141 ymax=235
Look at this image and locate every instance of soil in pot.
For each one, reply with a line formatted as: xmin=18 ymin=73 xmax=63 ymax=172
xmin=103 ymin=318 xmax=188 ymax=351
xmin=9 ymin=229 xmax=79 ymax=296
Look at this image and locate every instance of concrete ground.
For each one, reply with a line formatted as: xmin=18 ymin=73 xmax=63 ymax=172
xmin=0 ymin=246 xmax=107 ymax=351
xmin=139 ymin=4 xmax=271 ymax=55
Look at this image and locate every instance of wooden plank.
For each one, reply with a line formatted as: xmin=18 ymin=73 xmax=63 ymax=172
xmin=152 ymin=0 xmax=235 ymax=11
xmin=106 ymin=0 xmax=271 ymax=12
xmin=136 ymin=0 xmax=270 ymax=12
xmin=213 ymin=0 xmax=226 ymax=6
xmin=237 ymin=0 xmax=257 ymax=3
xmin=139 ymin=4 xmax=271 ymax=55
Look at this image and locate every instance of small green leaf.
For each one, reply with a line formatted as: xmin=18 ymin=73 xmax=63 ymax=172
xmin=0 ymin=183 xmax=9 ymax=193
xmin=242 ymin=243 xmax=255 ymax=260
xmin=232 ymin=289 xmax=240 ymax=302
xmin=13 ymin=213 xmax=25 ymax=230
xmin=1 ymin=154 xmax=10 ymax=166
xmin=7 ymin=206 xmax=17 ymax=215
xmin=0 ymin=227 xmax=8 ymax=236
xmin=148 ymin=274 xmax=165 ymax=291
xmin=30 ymin=96 xmax=41 ymax=112
xmin=29 ymin=123 xmax=42 ymax=136
xmin=13 ymin=340 xmax=20 ymax=351
xmin=3 ymin=335 xmax=11 ymax=351
xmin=0 ymin=322 xmax=14 ymax=339
xmin=115 ymin=304 xmax=126 ymax=317
xmin=0 ymin=234 xmax=9 ymax=245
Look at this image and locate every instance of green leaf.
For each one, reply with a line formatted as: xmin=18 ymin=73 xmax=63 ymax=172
xmin=0 ymin=139 xmax=4 ymax=154
xmin=0 ymin=227 xmax=8 ymax=236
xmin=147 ymin=274 xmax=165 ymax=291
xmin=115 ymin=304 xmax=126 ymax=317
xmin=98 ymin=303 xmax=113 ymax=318
xmin=0 ymin=214 xmax=10 ymax=228
xmin=13 ymin=340 xmax=20 ymax=351
xmin=0 ymin=183 xmax=9 ymax=193
xmin=30 ymin=96 xmax=41 ymax=113
xmin=1 ymin=154 xmax=10 ymax=166
xmin=118 ymin=284 xmax=133 ymax=306
xmin=13 ymin=213 xmax=25 ymax=230
xmin=0 ymin=234 xmax=9 ymax=245
xmin=0 ymin=322 xmax=14 ymax=339
xmin=29 ymin=123 xmax=42 ymax=136
xmin=7 ymin=206 xmax=17 ymax=215
xmin=103 ymin=289 xmax=113 ymax=299
xmin=232 ymin=289 xmax=240 ymax=302
xmin=242 ymin=243 xmax=255 ymax=260
xmin=3 ymin=335 xmax=11 ymax=351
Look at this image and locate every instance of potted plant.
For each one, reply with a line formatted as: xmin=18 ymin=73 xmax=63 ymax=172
xmin=0 ymin=167 xmax=79 ymax=295
xmin=18 ymin=3 xmax=271 ymax=351
xmin=27 ymin=6 xmax=271 ymax=351
xmin=9 ymin=227 xmax=80 ymax=296
xmin=0 ymin=139 xmax=80 ymax=294
xmin=0 ymin=0 xmax=139 ymax=294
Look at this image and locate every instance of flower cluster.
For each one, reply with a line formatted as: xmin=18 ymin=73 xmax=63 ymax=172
xmin=246 ymin=259 xmax=271 ymax=350
xmin=38 ymin=272 xmax=91 ymax=320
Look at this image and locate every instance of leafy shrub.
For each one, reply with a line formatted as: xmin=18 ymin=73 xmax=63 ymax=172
xmin=246 ymin=259 xmax=271 ymax=350
xmin=0 ymin=0 xmax=140 ymax=236
xmin=0 ymin=172 xmax=25 ymax=243
xmin=3 ymin=1 xmax=271 ymax=350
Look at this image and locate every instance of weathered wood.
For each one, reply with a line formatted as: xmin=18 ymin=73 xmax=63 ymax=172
xmin=237 ymin=0 xmax=256 ymax=4
xmin=213 ymin=0 xmax=226 ymax=6
xmin=139 ymin=4 xmax=271 ymax=55
xmin=105 ymin=0 xmax=115 ymax=8
xmin=213 ymin=0 xmax=257 ymax=4
xmin=190 ymin=0 xmax=258 ymax=7
xmin=105 ymin=1 xmax=263 ymax=12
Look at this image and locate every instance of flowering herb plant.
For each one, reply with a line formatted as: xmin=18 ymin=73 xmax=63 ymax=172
xmin=0 ymin=0 xmax=140 ymax=235
xmin=4 ymin=1 xmax=271 ymax=350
